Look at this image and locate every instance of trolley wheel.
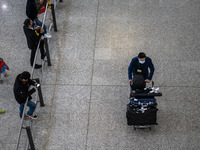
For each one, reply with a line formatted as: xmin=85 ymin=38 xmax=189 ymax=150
xmin=149 ymin=127 xmax=151 ymax=130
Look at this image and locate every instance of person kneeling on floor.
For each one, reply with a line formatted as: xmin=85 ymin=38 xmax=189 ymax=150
xmin=13 ymin=71 xmax=39 ymax=119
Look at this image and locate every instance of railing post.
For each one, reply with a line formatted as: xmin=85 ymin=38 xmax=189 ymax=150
xmin=44 ymin=38 xmax=51 ymax=66
xmin=51 ymin=4 xmax=58 ymax=32
xmin=26 ymin=126 xmax=35 ymax=150
xmin=35 ymin=78 xmax=45 ymax=107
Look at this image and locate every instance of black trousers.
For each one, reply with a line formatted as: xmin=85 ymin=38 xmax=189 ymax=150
xmin=30 ymin=40 xmax=45 ymax=66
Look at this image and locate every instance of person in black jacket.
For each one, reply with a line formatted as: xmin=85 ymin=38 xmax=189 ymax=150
xmin=23 ymin=19 xmax=46 ymax=69
xmin=128 ymin=52 xmax=155 ymax=83
xmin=26 ymin=0 xmax=51 ymax=38
xmin=14 ymin=71 xmax=39 ymax=119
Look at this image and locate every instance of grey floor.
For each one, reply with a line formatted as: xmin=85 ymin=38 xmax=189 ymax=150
xmin=0 ymin=0 xmax=200 ymax=150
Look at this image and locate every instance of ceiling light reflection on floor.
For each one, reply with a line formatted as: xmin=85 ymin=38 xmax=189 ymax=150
xmin=2 ymin=4 xmax=8 ymax=10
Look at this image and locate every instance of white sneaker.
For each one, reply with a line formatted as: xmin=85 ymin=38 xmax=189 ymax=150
xmin=44 ymin=33 xmax=52 ymax=38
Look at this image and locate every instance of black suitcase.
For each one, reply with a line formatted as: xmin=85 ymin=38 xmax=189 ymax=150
xmin=126 ymin=103 xmax=158 ymax=125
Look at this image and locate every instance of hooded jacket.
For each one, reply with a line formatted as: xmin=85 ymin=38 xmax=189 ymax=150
xmin=13 ymin=74 xmax=36 ymax=104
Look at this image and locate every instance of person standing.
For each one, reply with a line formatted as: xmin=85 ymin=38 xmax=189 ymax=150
xmin=26 ymin=0 xmax=51 ymax=38
xmin=128 ymin=52 xmax=154 ymax=83
xmin=13 ymin=71 xmax=39 ymax=119
xmin=0 ymin=58 xmax=10 ymax=84
xmin=23 ymin=19 xmax=46 ymax=68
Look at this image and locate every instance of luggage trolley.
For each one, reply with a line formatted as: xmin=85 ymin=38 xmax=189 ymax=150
xmin=126 ymin=80 xmax=162 ymax=130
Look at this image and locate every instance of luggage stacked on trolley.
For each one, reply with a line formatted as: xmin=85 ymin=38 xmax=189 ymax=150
xmin=126 ymin=75 xmax=162 ymax=130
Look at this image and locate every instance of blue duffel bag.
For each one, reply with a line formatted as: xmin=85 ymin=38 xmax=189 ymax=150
xmin=130 ymin=97 xmax=157 ymax=107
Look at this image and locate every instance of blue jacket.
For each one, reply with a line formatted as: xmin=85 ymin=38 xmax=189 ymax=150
xmin=128 ymin=57 xmax=154 ymax=80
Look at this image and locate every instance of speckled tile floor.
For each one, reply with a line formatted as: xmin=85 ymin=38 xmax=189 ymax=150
xmin=0 ymin=0 xmax=200 ymax=150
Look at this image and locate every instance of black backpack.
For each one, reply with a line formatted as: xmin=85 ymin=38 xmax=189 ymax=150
xmin=131 ymin=74 xmax=146 ymax=90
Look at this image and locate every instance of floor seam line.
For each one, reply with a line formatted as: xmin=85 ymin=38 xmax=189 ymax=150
xmin=85 ymin=1 xmax=100 ymax=150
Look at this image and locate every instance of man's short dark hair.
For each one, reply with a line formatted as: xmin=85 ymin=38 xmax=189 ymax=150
xmin=24 ymin=19 xmax=31 ymax=27
xmin=20 ymin=71 xmax=31 ymax=80
xmin=138 ymin=52 xmax=146 ymax=58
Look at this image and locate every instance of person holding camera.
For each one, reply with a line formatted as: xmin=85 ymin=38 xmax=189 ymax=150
xmin=23 ymin=18 xmax=46 ymax=69
xmin=128 ymin=52 xmax=154 ymax=84
xmin=26 ymin=0 xmax=51 ymax=38
xmin=13 ymin=71 xmax=39 ymax=119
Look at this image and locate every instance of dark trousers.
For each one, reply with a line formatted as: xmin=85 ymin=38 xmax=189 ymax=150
xmin=30 ymin=40 xmax=45 ymax=66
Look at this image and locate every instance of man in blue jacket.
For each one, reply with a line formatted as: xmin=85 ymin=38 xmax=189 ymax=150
xmin=128 ymin=52 xmax=154 ymax=83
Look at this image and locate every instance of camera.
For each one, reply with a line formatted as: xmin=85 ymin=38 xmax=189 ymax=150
xmin=35 ymin=84 xmax=40 ymax=88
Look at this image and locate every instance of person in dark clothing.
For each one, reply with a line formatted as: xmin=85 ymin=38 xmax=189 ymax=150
xmin=128 ymin=52 xmax=154 ymax=83
xmin=23 ymin=19 xmax=46 ymax=68
xmin=26 ymin=0 xmax=51 ymax=38
xmin=13 ymin=71 xmax=39 ymax=119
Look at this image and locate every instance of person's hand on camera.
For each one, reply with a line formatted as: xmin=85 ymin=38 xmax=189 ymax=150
xmin=34 ymin=83 xmax=39 ymax=90
xmin=145 ymin=79 xmax=151 ymax=83
xmin=40 ymin=27 xmax=44 ymax=33
xmin=34 ymin=87 xmax=38 ymax=90
xmin=34 ymin=26 xmax=40 ymax=30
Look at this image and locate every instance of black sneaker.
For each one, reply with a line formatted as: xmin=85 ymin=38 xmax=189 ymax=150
xmin=24 ymin=115 xmax=29 ymax=120
xmin=26 ymin=115 xmax=38 ymax=120
xmin=33 ymin=64 xmax=42 ymax=69
xmin=41 ymin=52 xmax=46 ymax=59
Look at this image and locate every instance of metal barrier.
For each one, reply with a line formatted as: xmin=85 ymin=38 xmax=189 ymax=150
xmin=16 ymin=0 xmax=60 ymax=149
xmin=25 ymin=126 xmax=35 ymax=150
xmin=44 ymin=38 xmax=52 ymax=66
xmin=35 ymin=78 xmax=45 ymax=107
xmin=51 ymin=3 xmax=58 ymax=32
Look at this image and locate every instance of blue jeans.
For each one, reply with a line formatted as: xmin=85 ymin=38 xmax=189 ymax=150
xmin=19 ymin=101 xmax=36 ymax=118
xmin=33 ymin=18 xmax=47 ymax=34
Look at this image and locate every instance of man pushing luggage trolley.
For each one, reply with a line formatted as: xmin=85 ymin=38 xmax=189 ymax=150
xmin=127 ymin=52 xmax=162 ymax=130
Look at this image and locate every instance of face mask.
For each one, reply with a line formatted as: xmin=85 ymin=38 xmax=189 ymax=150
xmin=139 ymin=60 xmax=145 ymax=64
